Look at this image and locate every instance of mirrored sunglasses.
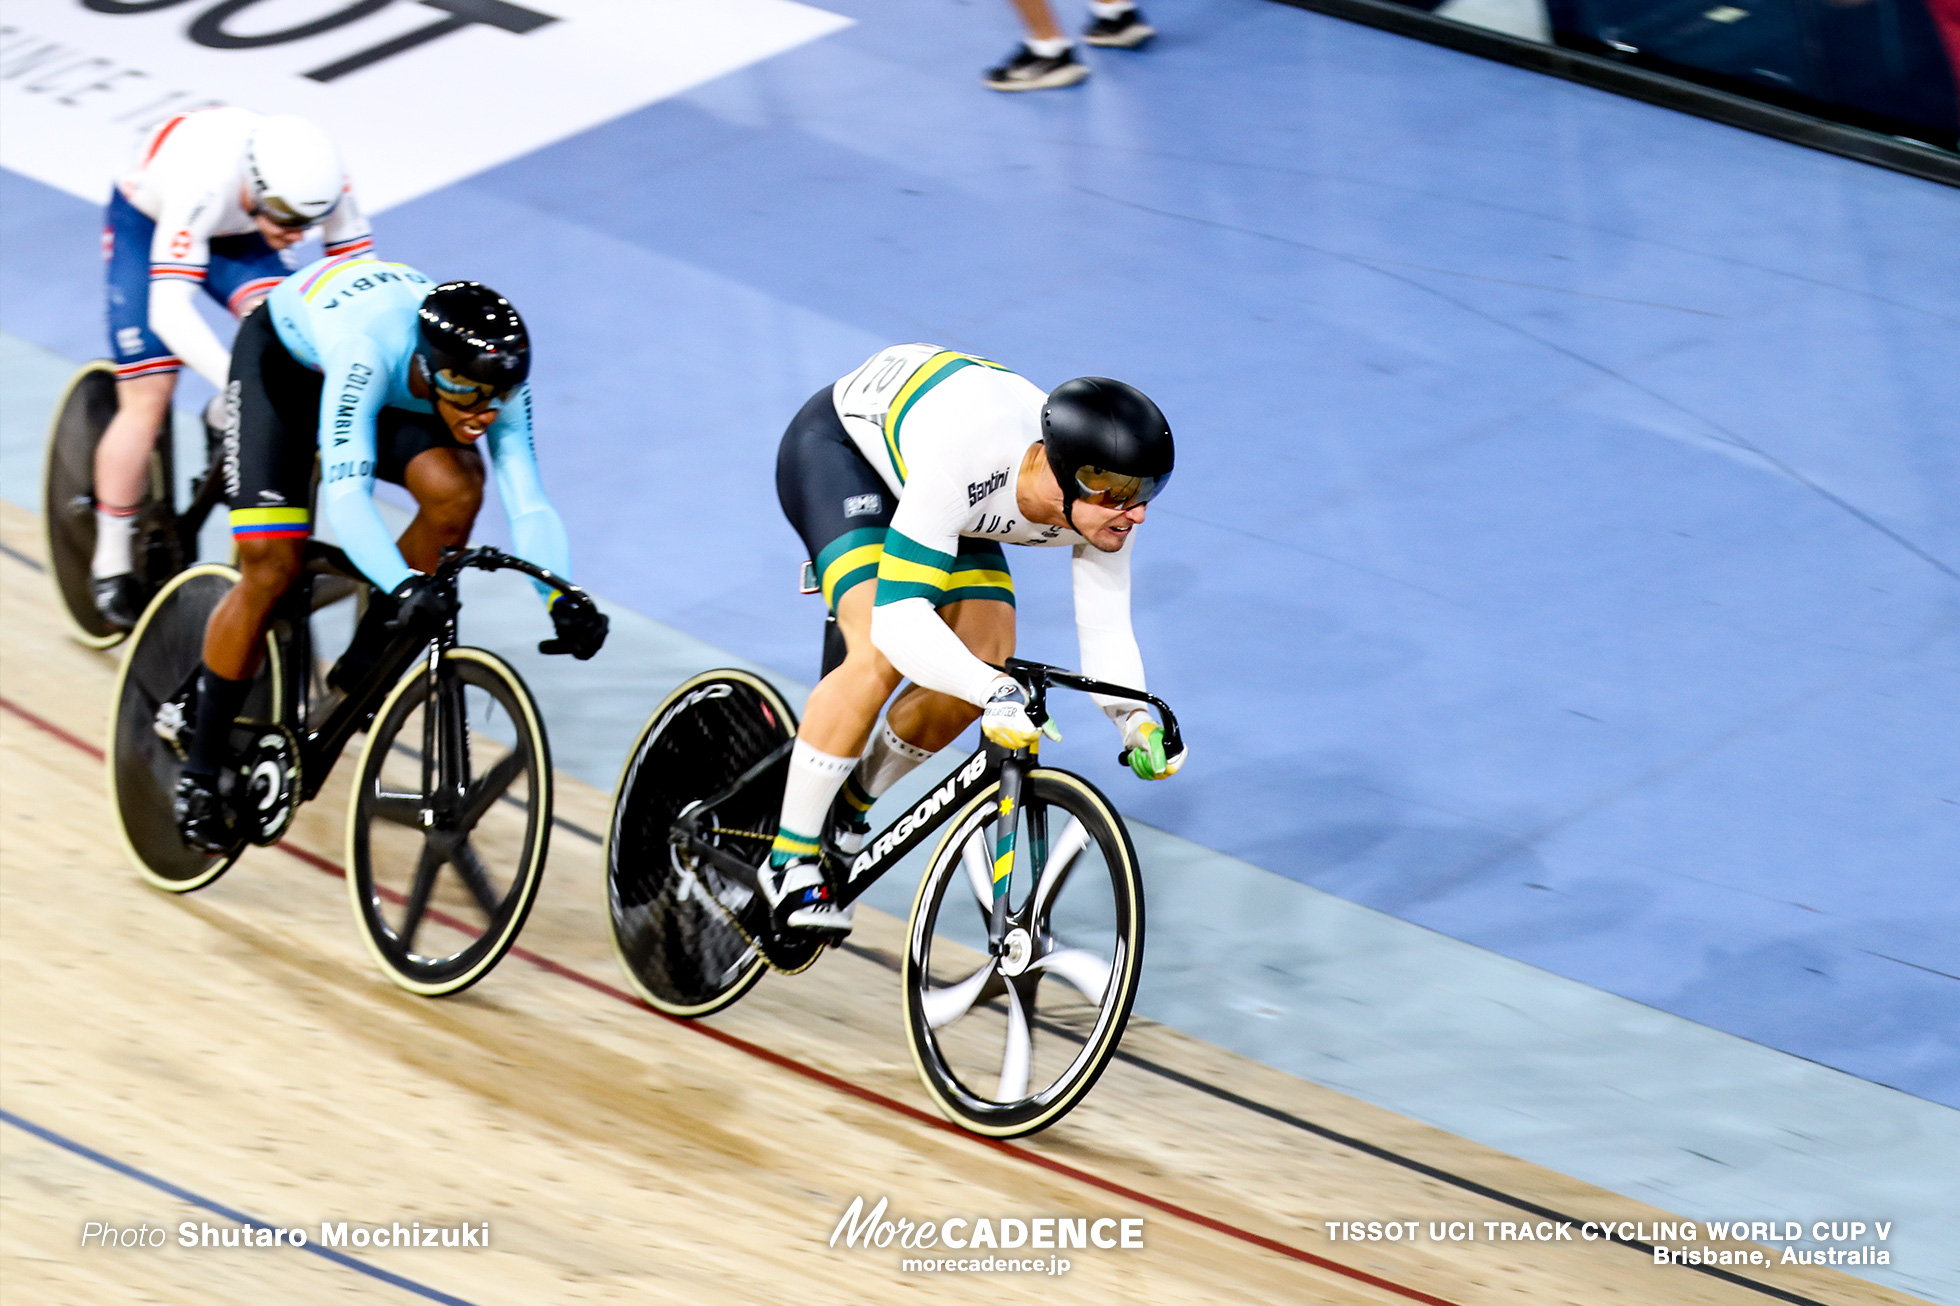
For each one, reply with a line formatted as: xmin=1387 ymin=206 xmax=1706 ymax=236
xmin=1074 ymin=465 xmax=1169 ymax=510
xmin=432 ymin=368 xmax=509 ymax=413
xmin=253 ymin=195 xmax=316 ymax=230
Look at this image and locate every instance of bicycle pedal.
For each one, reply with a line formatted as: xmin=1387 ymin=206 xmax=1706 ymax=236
xmin=732 ymin=896 xmax=827 ymax=975
xmin=153 ymin=699 xmax=189 ymax=754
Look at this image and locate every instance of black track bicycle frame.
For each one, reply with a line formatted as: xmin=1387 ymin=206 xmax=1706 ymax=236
xmin=259 ymin=544 xmax=573 ymax=804
xmin=670 ymin=657 xmax=1181 ymax=947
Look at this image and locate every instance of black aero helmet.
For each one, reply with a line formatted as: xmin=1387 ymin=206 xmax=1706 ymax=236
xmin=416 ymin=281 xmax=529 ymax=397
xmin=1041 ymin=377 xmax=1174 ymax=526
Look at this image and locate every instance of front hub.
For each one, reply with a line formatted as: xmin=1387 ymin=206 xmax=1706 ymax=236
xmin=999 ymin=926 xmax=1034 ymax=978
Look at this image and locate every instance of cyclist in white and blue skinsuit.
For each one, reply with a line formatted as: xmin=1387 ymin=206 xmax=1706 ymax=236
xmin=92 ymin=108 xmax=374 ymax=627
xmin=172 ymin=254 xmax=608 ymax=851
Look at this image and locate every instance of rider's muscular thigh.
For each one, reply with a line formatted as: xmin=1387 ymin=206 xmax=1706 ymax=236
xmin=801 ymin=585 xmax=905 ymax=757
xmin=398 ymin=447 xmax=484 ymax=574
xmin=203 ymin=536 xmax=305 ymax=679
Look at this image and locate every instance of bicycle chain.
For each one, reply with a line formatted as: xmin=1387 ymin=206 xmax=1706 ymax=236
xmin=681 ymin=825 xmax=828 ymax=976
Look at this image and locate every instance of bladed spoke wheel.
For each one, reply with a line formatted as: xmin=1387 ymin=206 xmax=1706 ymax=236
xmin=904 ymin=769 xmax=1143 ymax=1138
xmin=108 ymin=563 xmax=281 ymax=892
xmin=347 ymin=647 xmax=551 ymax=996
xmin=605 ymin=670 xmax=797 ymax=1018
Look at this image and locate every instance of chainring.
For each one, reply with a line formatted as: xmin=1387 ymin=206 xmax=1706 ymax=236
xmin=240 ymin=725 xmax=302 ymax=847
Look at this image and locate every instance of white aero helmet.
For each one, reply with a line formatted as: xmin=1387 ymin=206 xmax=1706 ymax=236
xmin=244 ymin=114 xmax=344 ymax=229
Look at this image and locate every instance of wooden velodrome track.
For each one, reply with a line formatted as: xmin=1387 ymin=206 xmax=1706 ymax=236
xmin=0 ymin=501 xmax=1921 ymax=1306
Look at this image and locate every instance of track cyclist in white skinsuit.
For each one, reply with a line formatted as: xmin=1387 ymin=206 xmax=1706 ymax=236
xmin=766 ymin=343 xmax=1187 ymax=947
xmin=93 ymin=107 xmax=375 ymax=627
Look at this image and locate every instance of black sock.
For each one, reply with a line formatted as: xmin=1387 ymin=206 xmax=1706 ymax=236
xmin=184 ymin=666 xmax=252 ymax=780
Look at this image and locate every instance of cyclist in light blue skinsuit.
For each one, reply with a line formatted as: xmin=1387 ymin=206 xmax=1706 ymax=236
xmin=172 ymin=254 xmax=608 ymax=851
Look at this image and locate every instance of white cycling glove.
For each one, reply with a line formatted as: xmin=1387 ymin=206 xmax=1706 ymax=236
xmin=980 ymin=677 xmax=1040 ymax=751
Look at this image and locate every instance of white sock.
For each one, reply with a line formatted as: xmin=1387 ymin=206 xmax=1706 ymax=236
xmin=772 ymin=738 xmax=857 ymax=863
xmin=92 ymin=505 xmax=138 ymax=579
xmin=1026 ymin=36 xmax=1071 ymax=57
xmin=862 ymin=720 xmax=933 ymax=799
xmin=1090 ymin=1 xmax=1135 ymax=18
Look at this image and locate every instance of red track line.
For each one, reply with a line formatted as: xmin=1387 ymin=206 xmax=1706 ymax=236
xmin=3 ymin=696 xmax=105 ymax=760
xmin=3 ymin=693 xmax=1459 ymax=1306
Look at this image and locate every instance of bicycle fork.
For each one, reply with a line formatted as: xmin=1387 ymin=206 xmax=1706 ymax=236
xmin=988 ymin=752 xmax=1048 ymax=950
xmin=417 ymin=620 xmax=471 ymax=832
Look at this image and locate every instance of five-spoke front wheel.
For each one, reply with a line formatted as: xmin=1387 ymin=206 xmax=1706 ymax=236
xmin=903 ymin=769 xmax=1144 ymax=1137
xmin=346 ymin=647 xmax=551 ymax=995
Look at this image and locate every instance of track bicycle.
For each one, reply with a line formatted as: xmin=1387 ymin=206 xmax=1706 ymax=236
xmin=109 ymin=541 xmax=594 ymax=995
xmin=604 ymin=657 xmax=1181 ymax=1137
xmin=42 ymin=362 xmax=230 ymax=647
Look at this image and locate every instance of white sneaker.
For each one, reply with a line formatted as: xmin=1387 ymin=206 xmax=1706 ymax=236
xmin=757 ymin=859 xmax=855 ymax=936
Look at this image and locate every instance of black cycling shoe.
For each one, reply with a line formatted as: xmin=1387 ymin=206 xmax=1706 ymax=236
xmin=92 ymin=573 xmax=147 ymax=631
xmin=1084 ymin=7 xmax=1155 ymax=47
xmin=174 ymin=771 xmax=240 ymax=855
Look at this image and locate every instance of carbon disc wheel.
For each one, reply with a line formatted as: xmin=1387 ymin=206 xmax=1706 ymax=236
xmin=107 ymin=564 xmax=282 ymax=892
xmin=605 ymin=670 xmax=797 ymax=1017
xmin=43 ymin=361 xmax=180 ymax=648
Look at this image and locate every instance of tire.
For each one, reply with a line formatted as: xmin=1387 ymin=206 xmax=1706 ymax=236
xmin=605 ymin=670 xmax=796 ymax=1017
xmin=346 ymin=648 xmax=552 ymax=997
xmin=107 ymin=564 xmax=282 ymax=892
xmin=903 ymin=769 xmax=1144 ymax=1137
xmin=42 ymin=361 xmax=180 ymax=648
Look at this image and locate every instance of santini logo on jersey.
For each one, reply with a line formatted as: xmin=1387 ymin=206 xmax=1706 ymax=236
xmin=844 ymin=494 xmax=882 ymax=518
xmin=967 ymin=469 xmax=1008 ymax=507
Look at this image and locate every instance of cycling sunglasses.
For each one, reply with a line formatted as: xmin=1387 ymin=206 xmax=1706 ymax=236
xmin=431 ymin=367 xmax=510 ymax=414
xmin=252 ymin=195 xmax=317 ymax=230
xmin=1074 ymin=465 xmax=1170 ymax=511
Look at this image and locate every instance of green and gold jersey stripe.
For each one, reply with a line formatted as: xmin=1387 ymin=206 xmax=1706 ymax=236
xmin=873 ymin=530 xmax=956 ymax=605
xmin=874 ymin=531 xmax=1016 ymax=608
xmin=814 ymin=526 xmax=886 ymax=610
xmin=880 ymin=350 xmax=1009 ymax=484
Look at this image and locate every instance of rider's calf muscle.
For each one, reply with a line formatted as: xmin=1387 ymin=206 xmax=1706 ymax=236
xmin=800 ymin=591 xmax=1015 ymax=757
xmin=95 ymin=373 xmax=175 ymax=508
xmin=885 ymin=683 xmax=982 ymax=754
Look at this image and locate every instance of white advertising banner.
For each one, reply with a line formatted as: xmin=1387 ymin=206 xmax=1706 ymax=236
xmin=0 ymin=0 xmax=851 ymax=213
